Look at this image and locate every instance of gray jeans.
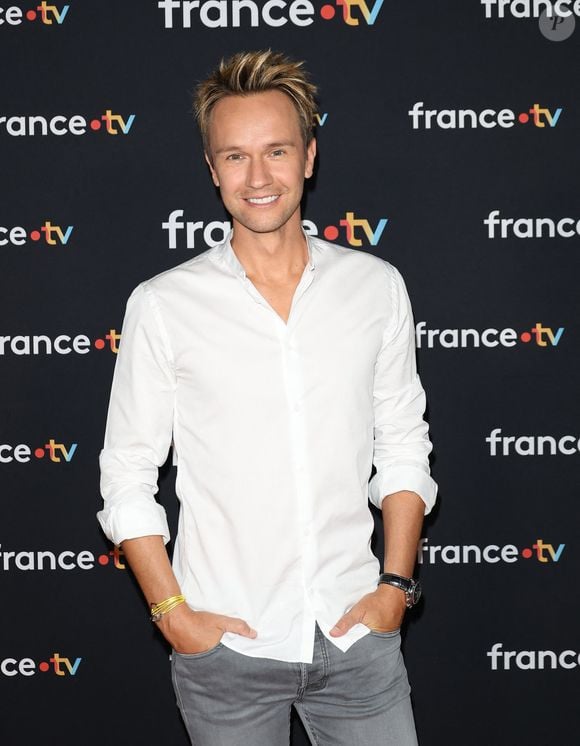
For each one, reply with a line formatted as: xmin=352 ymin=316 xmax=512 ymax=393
xmin=171 ymin=621 xmax=419 ymax=745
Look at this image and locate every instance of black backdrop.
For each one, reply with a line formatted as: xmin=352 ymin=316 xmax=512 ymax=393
xmin=1 ymin=2 xmax=579 ymax=744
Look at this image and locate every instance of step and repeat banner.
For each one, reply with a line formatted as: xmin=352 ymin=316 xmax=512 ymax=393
xmin=1 ymin=2 xmax=578 ymax=744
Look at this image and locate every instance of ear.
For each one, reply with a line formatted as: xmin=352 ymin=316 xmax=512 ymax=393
xmin=304 ymin=138 xmax=317 ymax=179
xmin=205 ymin=152 xmax=220 ymax=187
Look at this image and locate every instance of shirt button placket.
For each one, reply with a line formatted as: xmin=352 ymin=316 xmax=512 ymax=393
xmin=281 ymin=333 xmax=316 ymax=659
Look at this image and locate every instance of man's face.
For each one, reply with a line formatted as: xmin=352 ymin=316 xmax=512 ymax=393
xmin=205 ymin=90 xmax=316 ymax=237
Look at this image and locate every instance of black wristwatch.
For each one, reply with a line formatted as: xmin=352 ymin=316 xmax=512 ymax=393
xmin=378 ymin=573 xmax=422 ymax=609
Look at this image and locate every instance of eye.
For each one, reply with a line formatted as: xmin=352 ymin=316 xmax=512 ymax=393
xmin=270 ymin=149 xmax=285 ymax=157
xmin=225 ymin=153 xmax=244 ymax=161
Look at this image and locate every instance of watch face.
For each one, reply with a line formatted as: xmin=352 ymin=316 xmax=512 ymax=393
xmin=411 ymin=581 xmax=422 ymax=606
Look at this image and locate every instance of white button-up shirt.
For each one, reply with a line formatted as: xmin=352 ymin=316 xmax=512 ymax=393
xmin=97 ymin=234 xmax=437 ymax=663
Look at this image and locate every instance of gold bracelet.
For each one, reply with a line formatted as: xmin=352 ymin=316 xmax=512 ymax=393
xmin=150 ymin=594 xmax=186 ymax=623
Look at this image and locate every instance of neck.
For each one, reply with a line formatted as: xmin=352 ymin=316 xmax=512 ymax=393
xmin=230 ymin=214 xmax=308 ymax=283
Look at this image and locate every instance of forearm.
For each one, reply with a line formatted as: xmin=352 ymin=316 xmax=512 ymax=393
xmin=121 ymin=534 xmax=181 ymax=607
xmin=381 ymin=489 xmax=424 ymax=577
xmin=120 ymin=535 xmax=256 ymax=651
xmin=331 ymin=489 xmax=425 ymax=634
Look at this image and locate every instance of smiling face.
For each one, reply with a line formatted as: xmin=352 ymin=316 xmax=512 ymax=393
xmin=205 ymin=90 xmax=316 ymax=240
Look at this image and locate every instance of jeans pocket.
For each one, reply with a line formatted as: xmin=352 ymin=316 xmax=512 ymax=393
xmin=172 ymin=640 xmax=224 ymax=661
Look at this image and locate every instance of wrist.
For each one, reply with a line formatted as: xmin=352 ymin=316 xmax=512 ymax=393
xmin=377 ymin=572 xmax=422 ymax=609
xmin=155 ymin=600 xmax=191 ymax=631
xmin=150 ymin=593 xmax=187 ymax=623
xmin=376 ymin=581 xmax=407 ymax=608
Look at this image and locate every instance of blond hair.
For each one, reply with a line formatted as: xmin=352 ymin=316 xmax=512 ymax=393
xmin=194 ymin=49 xmax=318 ymax=153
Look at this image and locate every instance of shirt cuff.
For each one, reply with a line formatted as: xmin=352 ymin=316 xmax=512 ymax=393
xmin=368 ymin=465 xmax=438 ymax=515
xmin=97 ymin=500 xmax=171 ymax=547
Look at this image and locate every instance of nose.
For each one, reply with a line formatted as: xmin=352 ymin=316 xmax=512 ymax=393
xmin=246 ymin=156 xmax=273 ymax=190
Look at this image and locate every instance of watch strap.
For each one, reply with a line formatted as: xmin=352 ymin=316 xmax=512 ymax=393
xmin=377 ymin=573 xmax=421 ymax=608
xmin=378 ymin=573 xmax=413 ymax=592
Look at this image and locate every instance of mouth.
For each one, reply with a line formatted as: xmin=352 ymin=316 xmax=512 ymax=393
xmin=244 ymin=194 xmax=280 ymax=206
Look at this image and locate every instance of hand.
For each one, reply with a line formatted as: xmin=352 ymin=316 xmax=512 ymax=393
xmin=329 ymin=584 xmax=407 ymax=637
xmin=157 ymin=602 xmax=257 ymax=654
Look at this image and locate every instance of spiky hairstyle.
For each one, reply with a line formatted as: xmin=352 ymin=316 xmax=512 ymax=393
xmin=194 ymin=49 xmax=318 ymax=153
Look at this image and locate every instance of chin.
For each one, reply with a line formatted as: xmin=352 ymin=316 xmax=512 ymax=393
xmin=237 ymin=206 xmax=302 ymax=234
xmin=232 ymin=213 xmax=293 ymax=235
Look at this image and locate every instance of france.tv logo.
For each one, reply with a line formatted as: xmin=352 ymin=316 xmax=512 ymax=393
xmin=322 ymin=211 xmax=388 ymax=246
xmin=0 ymin=329 xmax=121 ymax=356
xmin=418 ymin=537 xmax=566 ymax=565
xmin=415 ymin=321 xmax=565 ymax=349
xmin=0 ymin=544 xmax=127 ymax=571
xmin=158 ymin=0 xmax=384 ymax=28
xmin=409 ymin=102 xmax=563 ymax=130
xmin=0 ymin=3 xmax=69 ymax=26
xmin=0 ymin=220 xmax=73 ymax=247
xmin=0 ymin=439 xmax=77 ymax=464
xmin=162 ymin=210 xmax=388 ymax=249
xmin=0 ymin=110 xmax=135 ymax=137
xmin=320 ymin=0 xmax=384 ymax=24
xmin=1 ymin=653 xmax=82 ymax=677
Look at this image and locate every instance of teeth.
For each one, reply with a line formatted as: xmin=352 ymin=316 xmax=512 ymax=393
xmin=247 ymin=195 xmax=278 ymax=204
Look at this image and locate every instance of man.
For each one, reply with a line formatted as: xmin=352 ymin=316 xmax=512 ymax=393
xmin=98 ymin=50 xmax=437 ymax=745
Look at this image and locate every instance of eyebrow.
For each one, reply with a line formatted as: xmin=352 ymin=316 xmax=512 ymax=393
xmin=214 ymin=141 xmax=297 ymax=155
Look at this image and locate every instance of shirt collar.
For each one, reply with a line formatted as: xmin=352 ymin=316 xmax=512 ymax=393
xmin=216 ymin=229 xmax=316 ymax=278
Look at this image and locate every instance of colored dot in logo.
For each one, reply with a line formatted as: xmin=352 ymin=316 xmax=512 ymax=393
xmin=324 ymin=225 xmax=339 ymax=240
xmin=26 ymin=10 xmax=37 ymax=21
xmin=98 ymin=554 xmax=110 ymax=566
xmin=90 ymin=119 xmax=102 ymax=131
xmin=30 ymin=230 xmax=41 ymax=241
xmin=518 ymin=112 xmax=529 ymax=124
xmin=320 ymin=4 xmax=335 ymax=19
xmin=521 ymin=547 xmax=533 ymax=559
xmin=39 ymin=661 xmax=49 ymax=672
xmin=34 ymin=448 xmax=45 ymax=459
xmin=520 ymin=331 xmax=532 ymax=343
xmin=94 ymin=338 xmax=105 ymax=350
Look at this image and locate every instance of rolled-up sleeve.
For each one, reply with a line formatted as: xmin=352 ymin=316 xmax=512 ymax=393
xmin=368 ymin=264 xmax=438 ymax=514
xmin=97 ymin=281 xmax=176 ymax=545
